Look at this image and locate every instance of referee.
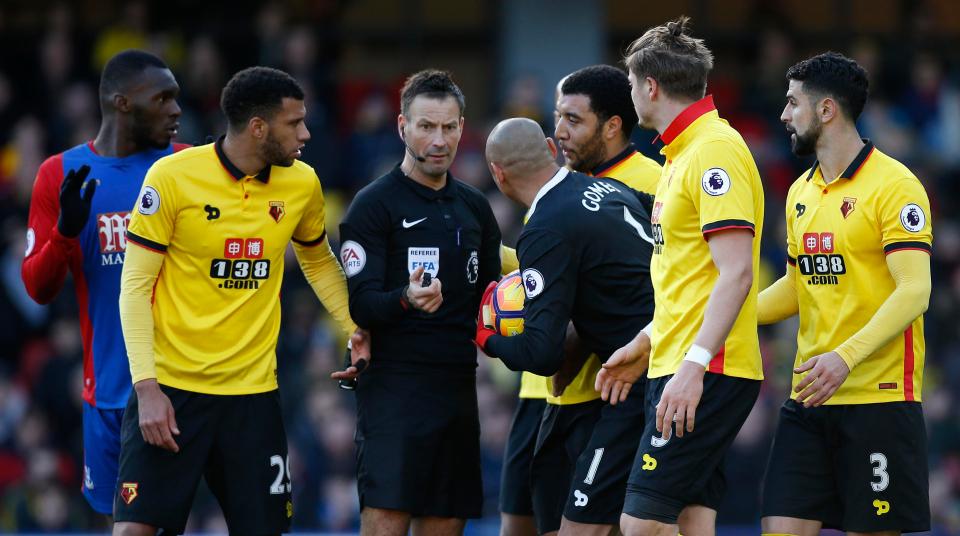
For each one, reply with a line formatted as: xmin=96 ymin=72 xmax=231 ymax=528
xmin=339 ymin=70 xmax=502 ymax=536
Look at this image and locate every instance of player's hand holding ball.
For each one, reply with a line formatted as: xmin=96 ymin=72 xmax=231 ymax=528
xmin=474 ymin=280 xmax=499 ymax=353
xmin=474 ymin=271 xmax=525 ymax=354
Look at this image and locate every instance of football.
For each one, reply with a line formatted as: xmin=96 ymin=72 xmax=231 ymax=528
xmin=484 ymin=270 xmax=526 ymax=336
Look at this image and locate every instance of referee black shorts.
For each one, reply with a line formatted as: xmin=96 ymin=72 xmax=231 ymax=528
xmin=114 ymin=385 xmax=291 ymax=535
xmin=762 ymin=399 xmax=929 ymax=533
xmin=500 ymin=397 xmax=547 ymax=516
xmin=355 ymin=362 xmax=482 ymax=519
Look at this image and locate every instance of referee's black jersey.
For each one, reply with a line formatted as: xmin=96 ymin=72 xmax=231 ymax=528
xmin=339 ymin=165 xmax=502 ymax=368
xmin=485 ymin=168 xmax=654 ymax=376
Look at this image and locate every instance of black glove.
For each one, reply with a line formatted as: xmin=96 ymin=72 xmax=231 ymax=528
xmin=57 ymin=165 xmax=97 ymax=238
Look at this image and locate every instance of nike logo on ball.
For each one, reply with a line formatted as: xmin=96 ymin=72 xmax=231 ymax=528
xmin=402 ymin=217 xmax=427 ymax=228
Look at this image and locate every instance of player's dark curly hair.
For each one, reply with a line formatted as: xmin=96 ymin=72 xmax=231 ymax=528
xmin=623 ymin=16 xmax=713 ymax=101
xmin=100 ymin=49 xmax=169 ymax=101
xmin=400 ymin=69 xmax=465 ymax=116
xmin=220 ymin=66 xmax=305 ymax=131
xmin=561 ymin=65 xmax=638 ymax=141
xmin=786 ymin=52 xmax=869 ymax=121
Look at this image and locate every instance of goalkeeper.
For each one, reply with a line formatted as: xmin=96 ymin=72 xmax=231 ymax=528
xmin=477 ymin=118 xmax=653 ymax=535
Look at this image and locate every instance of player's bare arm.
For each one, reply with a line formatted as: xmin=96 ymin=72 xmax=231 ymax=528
xmin=595 ymin=329 xmax=650 ymax=404
xmin=656 ymin=229 xmax=753 ymax=440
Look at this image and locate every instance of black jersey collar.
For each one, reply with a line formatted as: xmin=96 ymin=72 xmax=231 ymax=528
xmin=525 ymin=167 xmax=569 ymax=221
xmin=591 ymin=144 xmax=637 ymax=177
xmin=805 ymin=139 xmax=875 ymax=182
xmin=215 ymin=136 xmax=271 ymax=183
xmin=392 ymin=164 xmax=457 ymax=200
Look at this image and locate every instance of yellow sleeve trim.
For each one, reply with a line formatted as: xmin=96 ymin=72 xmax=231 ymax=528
xmin=119 ymin=243 xmax=165 ymax=384
xmin=500 ymin=243 xmax=519 ymax=275
xmin=757 ymin=264 xmax=799 ymax=325
xmin=834 ymin=249 xmax=931 ymax=369
xmin=293 ymin=238 xmax=357 ymax=336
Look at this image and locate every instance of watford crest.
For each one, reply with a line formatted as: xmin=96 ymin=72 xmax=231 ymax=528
xmin=121 ymin=482 xmax=139 ymax=505
xmin=269 ymin=201 xmax=286 ymax=223
xmin=840 ymin=197 xmax=857 ymax=219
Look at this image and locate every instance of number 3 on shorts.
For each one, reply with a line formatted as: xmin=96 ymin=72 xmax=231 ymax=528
xmin=270 ymin=454 xmax=292 ymax=494
xmin=869 ymin=452 xmax=889 ymax=492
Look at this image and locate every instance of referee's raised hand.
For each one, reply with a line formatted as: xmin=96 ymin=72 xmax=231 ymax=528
xmin=405 ymin=266 xmax=443 ymax=313
xmin=134 ymin=379 xmax=180 ymax=453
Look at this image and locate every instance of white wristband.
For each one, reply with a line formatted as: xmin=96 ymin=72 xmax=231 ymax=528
xmin=683 ymin=344 xmax=713 ymax=368
xmin=640 ymin=321 xmax=653 ymax=339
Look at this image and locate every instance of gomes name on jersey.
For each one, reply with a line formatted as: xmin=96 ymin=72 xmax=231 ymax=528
xmin=580 ymin=180 xmax=623 ymax=212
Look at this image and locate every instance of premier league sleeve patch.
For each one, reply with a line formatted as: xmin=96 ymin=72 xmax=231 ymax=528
xmin=521 ymin=268 xmax=544 ymax=299
xmin=899 ymin=203 xmax=925 ymax=232
xmin=701 ymin=168 xmax=731 ymax=196
xmin=340 ymin=240 xmax=366 ymax=277
xmin=137 ymin=186 xmax=160 ymax=215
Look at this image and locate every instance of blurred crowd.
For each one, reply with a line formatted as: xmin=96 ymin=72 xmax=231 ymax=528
xmin=0 ymin=2 xmax=959 ymax=534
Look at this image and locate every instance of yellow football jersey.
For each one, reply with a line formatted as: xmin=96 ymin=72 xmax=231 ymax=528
xmin=126 ymin=140 xmax=328 ymax=395
xmin=785 ymin=142 xmax=932 ymax=404
xmin=649 ymin=95 xmax=764 ymax=380
xmin=593 ymin=145 xmax=661 ymax=196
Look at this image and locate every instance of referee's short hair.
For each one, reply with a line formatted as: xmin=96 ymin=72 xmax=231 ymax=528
xmin=220 ymin=67 xmax=305 ymax=131
xmin=400 ymin=70 xmax=466 ymax=116
xmin=561 ymin=65 xmax=638 ymax=141
xmin=99 ymin=50 xmax=169 ymax=101
xmin=786 ymin=52 xmax=869 ymax=121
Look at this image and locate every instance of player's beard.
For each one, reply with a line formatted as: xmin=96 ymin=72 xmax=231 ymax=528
xmin=261 ymin=131 xmax=295 ymax=167
xmin=789 ymin=118 xmax=821 ymax=157
xmin=568 ymin=126 xmax=606 ymax=173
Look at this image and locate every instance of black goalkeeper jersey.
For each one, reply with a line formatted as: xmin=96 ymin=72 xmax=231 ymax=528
xmin=485 ymin=168 xmax=654 ymax=375
xmin=339 ymin=165 xmax=501 ymax=369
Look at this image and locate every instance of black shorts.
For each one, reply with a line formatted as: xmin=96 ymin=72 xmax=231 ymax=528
xmin=500 ymin=397 xmax=547 ymax=516
xmin=762 ymin=399 xmax=929 ymax=533
xmin=355 ymin=363 xmax=482 ymax=519
xmin=530 ymin=399 xmax=603 ymax=534
xmin=623 ymin=372 xmax=760 ymax=524
xmin=564 ymin=381 xmax=646 ymax=526
xmin=114 ymin=386 xmax=291 ymax=535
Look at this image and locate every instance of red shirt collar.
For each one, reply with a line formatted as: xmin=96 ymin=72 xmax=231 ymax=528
xmin=656 ymin=95 xmax=716 ymax=146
